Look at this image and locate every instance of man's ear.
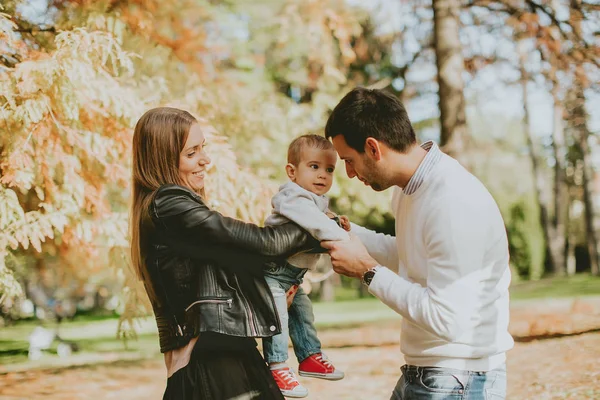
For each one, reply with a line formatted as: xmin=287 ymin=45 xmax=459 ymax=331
xmin=364 ymin=137 xmax=383 ymax=161
xmin=285 ymin=163 xmax=296 ymax=181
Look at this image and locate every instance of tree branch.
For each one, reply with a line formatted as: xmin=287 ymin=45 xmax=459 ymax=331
xmin=581 ymin=3 xmax=600 ymax=13
xmin=15 ymin=27 xmax=56 ymax=34
xmin=467 ymin=0 xmax=599 ymax=69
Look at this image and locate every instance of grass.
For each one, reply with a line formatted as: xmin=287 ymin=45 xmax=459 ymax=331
xmin=313 ymin=298 xmax=397 ymax=329
xmin=0 ymin=316 xmax=159 ymax=369
xmin=1 ymin=274 xmax=598 ymax=371
xmin=325 ymin=273 xmax=600 ymax=303
xmin=0 ymin=299 xmax=395 ymax=370
xmin=510 ymin=273 xmax=600 ymax=301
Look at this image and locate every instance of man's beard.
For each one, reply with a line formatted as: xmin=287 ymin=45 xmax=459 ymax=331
xmin=362 ymin=157 xmax=391 ymax=192
xmin=370 ymin=181 xmax=385 ymax=191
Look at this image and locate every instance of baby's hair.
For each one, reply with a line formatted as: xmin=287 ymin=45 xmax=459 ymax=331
xmin=287 ymin=134 xmax=335 ymax=166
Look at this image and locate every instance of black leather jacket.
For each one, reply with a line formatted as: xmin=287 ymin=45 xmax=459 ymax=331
xmin=143 ymin=184 xmax=318 ymax=353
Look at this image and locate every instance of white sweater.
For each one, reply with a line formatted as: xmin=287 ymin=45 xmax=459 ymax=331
xmin=265 ymin=181 xmax=349 ymax=270
xmin=353 ymin=154 xmax=514 ymax=371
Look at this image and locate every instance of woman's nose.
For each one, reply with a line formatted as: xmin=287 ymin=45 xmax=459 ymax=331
xmin=200 ymin=153 xmax=211 ymax=166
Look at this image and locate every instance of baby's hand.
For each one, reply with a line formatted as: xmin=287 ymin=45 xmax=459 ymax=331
xmin=325 ymin=211 xmax=337 ymax=219
xmin=339 ymin=215 xmax=351 ymax=231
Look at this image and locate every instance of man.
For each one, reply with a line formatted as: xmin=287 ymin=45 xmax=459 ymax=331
xmin=321 ymin=87 xmax=513 ymax=399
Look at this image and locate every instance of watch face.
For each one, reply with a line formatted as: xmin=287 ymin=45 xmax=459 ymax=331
xmin=363 ymin=270 xmax=376 ymax=285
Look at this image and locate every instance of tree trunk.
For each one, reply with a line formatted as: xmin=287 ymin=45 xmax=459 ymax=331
xmin=568 ymin=83 xmax=600 ymax=275
xmin=519 ymin=55 xmax=552 ymax=276
xmin=432 ymin=0 xmax=467 ymax=158
xmin=357 ymin=280 xmax=368 ymax=298
xmin=548 ymin=80 xmax=568 ymax=276
xmin=519 ymin=47 xmax=566 ymax=276
xmin=566 ymin=199 xmax=577 ymax=276
xmin=569 ymin=0 xmax=599 ymax=275
xmin=319 ymin=275 xmax=336 ymax=302
xmin=578 ymin=124 xmax=598 ymax=276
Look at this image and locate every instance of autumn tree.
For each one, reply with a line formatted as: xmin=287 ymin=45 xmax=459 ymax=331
xmin=0 ymin=1 xmax=276 ymax=324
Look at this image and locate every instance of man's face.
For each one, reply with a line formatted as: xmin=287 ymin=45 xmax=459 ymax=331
xmin=331 ymin=135 xmax=392 ymax=192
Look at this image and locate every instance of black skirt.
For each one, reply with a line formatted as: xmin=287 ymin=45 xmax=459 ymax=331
xmin=163 ymin=332 xmax=284 ymax=400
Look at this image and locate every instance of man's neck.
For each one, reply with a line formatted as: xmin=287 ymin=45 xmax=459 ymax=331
xmin=389 ymin=145 xmax=428 ymax=189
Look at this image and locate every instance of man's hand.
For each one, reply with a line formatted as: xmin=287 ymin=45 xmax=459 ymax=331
xmin=321 ymin=234 xmax=378 ymax=279
xmin=339 ymin=215 xmax=351 ymax=232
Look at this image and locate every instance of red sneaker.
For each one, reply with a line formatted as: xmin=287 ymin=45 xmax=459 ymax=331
xmin=298 ymin=353 xmax=345 ymax=381
xmin=271 ymin=367 xmax=309 ymax=398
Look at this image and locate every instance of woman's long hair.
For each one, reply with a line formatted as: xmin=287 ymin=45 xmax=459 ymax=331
xmin=130 ymin=107 xmax=197 ymax=300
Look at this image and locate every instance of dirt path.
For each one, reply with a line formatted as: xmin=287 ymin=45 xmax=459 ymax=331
xmin=1 ymin=330 xmax=599 ymax=400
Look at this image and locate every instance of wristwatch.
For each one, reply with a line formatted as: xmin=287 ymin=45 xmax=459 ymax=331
xmin=362 ymin=265 xmax=381 ymax=286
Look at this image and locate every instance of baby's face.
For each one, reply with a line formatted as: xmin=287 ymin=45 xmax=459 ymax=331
xmin=292 ymin=147 xmax=337 ymax=196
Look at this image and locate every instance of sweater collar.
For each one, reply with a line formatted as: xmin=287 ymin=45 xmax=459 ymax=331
xmin=403 ymin=141 xmax=442 ymax=195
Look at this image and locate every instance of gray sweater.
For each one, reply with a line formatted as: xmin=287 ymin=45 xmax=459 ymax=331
xmin=264 ymin=181 xmax=349 ymax=270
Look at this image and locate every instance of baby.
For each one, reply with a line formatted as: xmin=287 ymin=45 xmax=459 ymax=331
xmin=263 ymin=134 xmax=350 ymax=398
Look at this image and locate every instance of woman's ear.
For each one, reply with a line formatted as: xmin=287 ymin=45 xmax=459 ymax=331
xmin=285 ymin=163 xmax=296 ymax=181
xmin=365 ymin=137 xmax=382 ymax=161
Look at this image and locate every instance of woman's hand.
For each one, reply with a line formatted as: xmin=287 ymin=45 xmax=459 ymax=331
xmin=286 ymin=284 xmax=299 ymax=308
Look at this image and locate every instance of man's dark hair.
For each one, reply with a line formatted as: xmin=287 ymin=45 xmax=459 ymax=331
xmin=324 ymin=87 xmax=417 ymax=153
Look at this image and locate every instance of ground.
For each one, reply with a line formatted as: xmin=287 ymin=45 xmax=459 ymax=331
xmin=1 ymin=290 xmax=600 ymax=400
xmin=1 ymin=323 xmax=599 ymax=399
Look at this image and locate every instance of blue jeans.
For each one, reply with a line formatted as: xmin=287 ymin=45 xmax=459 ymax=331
xmin=390 ymin=364 xmax=507 ymax=399
xmin=262 ymin=263 xmax=322 ymax=364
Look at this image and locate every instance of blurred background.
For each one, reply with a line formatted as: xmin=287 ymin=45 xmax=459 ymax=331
xmin=0 ymin=0 xmax=599 ymax=398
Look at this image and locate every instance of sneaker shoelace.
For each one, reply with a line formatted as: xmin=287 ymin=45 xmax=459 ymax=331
xmin=277 ymin=368 xmax=299 ymax=385
xmin=316 ymin=353 xmax=334 ymax=369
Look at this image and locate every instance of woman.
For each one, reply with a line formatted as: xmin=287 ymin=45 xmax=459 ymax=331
xmin=130 ymin=107 xmax=318 ymax=399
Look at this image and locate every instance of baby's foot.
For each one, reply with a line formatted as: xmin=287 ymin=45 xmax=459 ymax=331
xmin=298 ymin=353 xmax=345 ymax=380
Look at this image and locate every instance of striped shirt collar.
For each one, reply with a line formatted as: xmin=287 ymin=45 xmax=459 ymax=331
xmin=403 ymin=141 xmax=442 ymax=195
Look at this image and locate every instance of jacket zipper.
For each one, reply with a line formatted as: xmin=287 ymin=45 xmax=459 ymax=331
xmin=185 ymin=298 xmax=233 ymax=312
xmin=234 ymin=275 xmax=258 ymax=336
